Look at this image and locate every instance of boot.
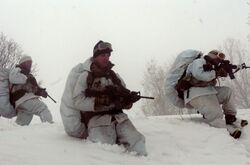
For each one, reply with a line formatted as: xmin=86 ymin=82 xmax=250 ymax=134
xmin=226 ymin=124 xmax=242 ymax=139
xmin=225 ymin=115 xmax=248 ymax=128
xmin=209 ymin=118 xmax=242 ymax=139
xmin=230 ymin=129 xmax=241 ymax=139
xmin=240 ymin=120 xmax=248 ymax=127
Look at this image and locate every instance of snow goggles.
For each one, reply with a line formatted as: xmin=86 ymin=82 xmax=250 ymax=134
xmin=95 ymin=42 xmax=112 ymax=52
xmin=209 ymin=50 xmax=225 ymax=60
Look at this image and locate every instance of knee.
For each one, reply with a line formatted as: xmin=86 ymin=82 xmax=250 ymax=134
xmin=201 ymin=107 xmax=223 ymax=122
xmin=88 ymin=127 xmax=117 ymax=145
xmin=15 ymin=119 xmax=31 ymax=126
xmin=130 ymin=133 xmax=147 ymax=156
xmin=40 ymin=109 xmax=53 ymax=123
xmin=137 ymin=133 xmax=146 ymax=144
xmin=67 ymin=127 xmax=88 ymax=139
xmin=221 ymin=86 xmax=233 ymax=98
xmin=209 ymin=118 xmax=227 ymax=128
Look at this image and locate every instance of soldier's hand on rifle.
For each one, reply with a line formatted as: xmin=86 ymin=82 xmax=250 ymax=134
xmin=130 ymin=91 xmax=141 ymax=103
xmin=216 ymin=67 xmax=228 ymax=77
xmin=26 ymin=74 xmax=37 ymax=86
xmin=35 ymin=88 xmax=48 ymax=98
xmin=85 ymin=88 xmax=103 ymax=97
xmin=113 ymin=98 xmax=132 ymax=110
xmin=95 ymin=95 xmax=111 ymax=106
xmin=104 ymin=85 xmax=118 ymax=98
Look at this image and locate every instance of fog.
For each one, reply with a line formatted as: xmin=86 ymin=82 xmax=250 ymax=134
xmin=0 ymin=0 xmax=249 ymax=118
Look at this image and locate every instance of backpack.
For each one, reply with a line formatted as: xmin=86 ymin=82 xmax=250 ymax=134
xmin=0 ymin=67 xmax=10 ymax=96
xmin=0 ymin=67 xmax=16 ymax=118
xmin=165 ymin=49 xmax=202 ymax=108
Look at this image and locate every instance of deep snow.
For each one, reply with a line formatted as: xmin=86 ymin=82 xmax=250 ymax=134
xmin=1 ymin=109 xmax=250 ymax=165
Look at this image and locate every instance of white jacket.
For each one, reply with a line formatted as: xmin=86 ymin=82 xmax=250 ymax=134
xmin=9 ymin=67 xmax=39 ymax=108
xmin=184 ymin=57 xmax=218 ymax=104
xmin=60 ymin=58 xmax=128 ymax=137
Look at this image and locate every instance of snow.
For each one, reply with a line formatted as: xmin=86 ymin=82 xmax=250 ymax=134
xmin=1 ymin=110 xmax=250 ymax=165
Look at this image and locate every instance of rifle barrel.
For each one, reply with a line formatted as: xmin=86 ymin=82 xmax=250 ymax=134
xmin=48 ymin=94 xmax=57 ymax=103
xmin=140 ymin=96 xmax=155 ymax=99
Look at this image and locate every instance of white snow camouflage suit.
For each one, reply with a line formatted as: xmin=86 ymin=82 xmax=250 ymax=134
xmin=9 ymin=67 xmax=53 ymax=125
xmin=60 ymin=57 xmax=147 ymax=155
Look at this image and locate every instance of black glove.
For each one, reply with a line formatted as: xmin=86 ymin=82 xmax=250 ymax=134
xmin=35 ymin=88 xmax=48 ymax=98
xmin=113 ymin=92 xmax=140 ymax=110
xmin=203 ymin=63 xmax=214 ymax=71
xmin=112 ymin=98 xmax=132 ymax=110
xmin=26 ymin=75 xmax=37 ymax=86
xmin=85 ymin=88 xmax=103 ymax=97
xmin=95 ymin=95 xmax=111 ymax=106
xmin=103 ymin=86 xmax=118 ymax=99
xmin=130 ymin=91 xmax=141 ymax=103
xmin=216 ymin=67 xmax=228 ymax=77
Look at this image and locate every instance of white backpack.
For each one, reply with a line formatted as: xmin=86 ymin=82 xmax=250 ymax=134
xmin=0 ymin=67 xmax=10 ymax=96
xmin=0 ymin=67 xmax=17 ymax=118
xmin=165 ymin=49 xmax=202 ymax=108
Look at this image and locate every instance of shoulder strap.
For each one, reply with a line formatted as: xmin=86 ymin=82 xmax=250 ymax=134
xmin=108 ymin=70 xmax=123 ymax=87
xmin=86 ymin=71 xmax=94 ymax=88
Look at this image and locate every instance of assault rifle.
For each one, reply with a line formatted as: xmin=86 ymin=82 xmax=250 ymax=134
xmin=26 ymin=75 xmax=57 ymax=103
xmin=217 ymin=60 xmax=250 ymax=79
xmin=85 ymin=85 xmax=154 ymax=102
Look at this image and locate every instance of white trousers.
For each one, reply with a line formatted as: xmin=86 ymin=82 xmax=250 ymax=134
xmin=15 ymin=98 xmax=53 ymax=126
xmin=88 ymin=118 xmax=147 ymax=156
xmin=0 ymin=95 xmax=16 ymax=118
xmin=188 ymin=87 xmax=238 ymax=133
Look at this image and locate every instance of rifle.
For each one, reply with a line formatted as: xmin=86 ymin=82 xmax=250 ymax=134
xmin=85 ymin=86 xmax=154 ymax=102
xmin=26 ymin=74 xmax=57 ymax=103
xmin=217 ymin=60 xmax=250 ymax=79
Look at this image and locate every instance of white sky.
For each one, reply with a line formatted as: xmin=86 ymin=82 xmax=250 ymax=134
xmin=0 ymin=0 xmax=250 ymax=117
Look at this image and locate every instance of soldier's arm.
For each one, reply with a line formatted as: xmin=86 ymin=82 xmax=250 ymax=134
xmin=188 ymin=59 xmax=216 ymax=82
xmin=9 ymin=67 xmax=27 ymax=84
xmin=73 ymin=72 xmax=95 ymax=112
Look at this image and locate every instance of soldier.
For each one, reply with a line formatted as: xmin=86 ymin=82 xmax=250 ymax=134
xmin=181 ymin=50 xmax=248 ymax=138
xmin=9 ymin=55 xmax=53 ymax=125
xmin=60 ymin=40 xmax=147 ymax=156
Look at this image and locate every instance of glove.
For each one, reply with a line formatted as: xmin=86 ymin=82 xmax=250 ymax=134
xmin=175 ymin=75 xmax=192 ymax=92
xmin=113 ymin=98 xmax=132 ymax=110
xmin=203 ymin=63 xmax=213 ymax=71
xmin=95 ymin=95 xmax=111 ymax=106
xmin=35 ymin=88 xmax=48 ymax=98
xmin=104 ymin=86 xmax=118 ymax=99
xmin=130 ymin=91 xmax=141 ymax=103
xmin=26 ymin=75 xmax=37 ymax=85
xmin=113 ymin=91 xmax=140 ymax=110
xmin=216 ymin=67 xmax=228 ymax=77
xmin=85 ymin=88 xmax=103 ymax=97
